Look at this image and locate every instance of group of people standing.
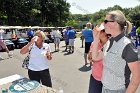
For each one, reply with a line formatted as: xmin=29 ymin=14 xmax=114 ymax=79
xmin=17 ymin=10 xmax=140 ymax=93
xmin=63 ymin=26 xmax=76 ymax=53
xmin=87 ymin=10 xmax=140 ymax=93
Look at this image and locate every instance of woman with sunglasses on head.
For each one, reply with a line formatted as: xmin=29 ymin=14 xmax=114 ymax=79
xmin=101 ymin=10 xmax=140 ymax=93
xmin=88 ymin=25 xmax=110 ymax=93
xmin=20 ymin=30 xmax=52 ymax=87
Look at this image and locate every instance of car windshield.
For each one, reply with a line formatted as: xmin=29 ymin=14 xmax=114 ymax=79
xmin=18 ymin=38 xmax=27 ymax=42
xmin=4 ymin=40 xmax=13 ymax=44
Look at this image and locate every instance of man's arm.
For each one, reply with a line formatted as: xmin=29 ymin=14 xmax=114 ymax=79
xmin=125 ymin=61 xmax=140 ymax=93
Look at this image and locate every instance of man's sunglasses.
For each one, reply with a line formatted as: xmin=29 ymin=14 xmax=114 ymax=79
xmin=104 ymin=20 xmax=114 ymax=24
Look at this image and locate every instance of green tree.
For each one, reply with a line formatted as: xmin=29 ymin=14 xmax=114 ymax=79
xmin=39 ymin=0 xmax=70 ymax=26
xmin=136 ymin=27 xmax=140 ymax=34
xmin=0 ymin=0 xmax=39 ymax=26
xmin=65 ymin=20 xmax=78 ymax=28
xmin=128 ymin=5 xmax=140 ymax=27
xmin=0 ymin=0 xmax=70 ymax=26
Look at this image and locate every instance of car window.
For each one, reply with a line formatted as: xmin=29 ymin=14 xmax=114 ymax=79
xmin=18 ymin=38 xmax=27 ymax=42
xmin=4 ymin=40 xmax=13 ymax=44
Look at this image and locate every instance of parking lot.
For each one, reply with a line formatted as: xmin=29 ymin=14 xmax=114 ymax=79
xmin=0 ymin=38 xmax=140 ymax=93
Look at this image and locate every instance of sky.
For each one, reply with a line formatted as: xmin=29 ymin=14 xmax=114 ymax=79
xmin=66 ymin=0 xmax=140 ymax=14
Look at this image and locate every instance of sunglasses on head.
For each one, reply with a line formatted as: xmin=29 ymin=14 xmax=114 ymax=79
xmin=104 ymin=20 xmax=114 ymax=24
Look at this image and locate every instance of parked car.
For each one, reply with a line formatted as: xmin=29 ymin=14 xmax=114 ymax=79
xmin=0 ymin=39 xmax=15 ymax=52
xmin=13 ymin=38 xmax=28 ymax=49
xmin=4 ymin=39 xmax=15 ymax=51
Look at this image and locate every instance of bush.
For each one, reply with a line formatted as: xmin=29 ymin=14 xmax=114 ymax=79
xmin=136 ymin=27 xmax=140 ymax=34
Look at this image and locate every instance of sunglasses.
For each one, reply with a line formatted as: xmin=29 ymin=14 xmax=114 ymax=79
xmin=104 ymin=20 xmax=114 ymax=24
xmin=106 ymin=34 xmax=111 ymax=38
xmin=101 ymin=29 xmax=105 ymax=32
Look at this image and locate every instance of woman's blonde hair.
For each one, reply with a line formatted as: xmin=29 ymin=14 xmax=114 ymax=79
xmin=107 ymin=10 xmax=132 ymax=34
xmin=34 ymin=30 xmax=46 ymax=41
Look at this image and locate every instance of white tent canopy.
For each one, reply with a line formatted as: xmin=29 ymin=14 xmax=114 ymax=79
xmin=0 ymin=26 xmax=65 ymax=29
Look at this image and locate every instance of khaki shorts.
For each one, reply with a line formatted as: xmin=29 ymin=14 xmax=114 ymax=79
xmin=69 ymin=39 xmax=74 ymax=46
xmin=54 ymin=38 xmax=60 ymax=44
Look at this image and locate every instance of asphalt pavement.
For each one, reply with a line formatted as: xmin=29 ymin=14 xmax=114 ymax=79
xmin=0 ymin=38 xmax=140 ymax=93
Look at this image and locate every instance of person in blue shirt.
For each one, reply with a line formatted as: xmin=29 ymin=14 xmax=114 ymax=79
xmin=67 ymin=26 xmax=76 ymax=53
xmin=82 ymin=22 xmax=93 ymax=65
xmin=63 ymin=26 xmax=69 ymax=51
xmin=27 ymin=29 xmax=34 ymax=41
xmin=129 ymin=25 xmax=136 ymax=38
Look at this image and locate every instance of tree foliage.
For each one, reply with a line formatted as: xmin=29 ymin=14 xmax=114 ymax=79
xmin=136 ymin=27 xmax=140 ymax=34
xmin=0 ymin=0 xmax=70 ymax=26
xmin=0 ymin=1 xmax=140 ymax=28
xmin=69 ymin=5 xmax=140 ymax=29
xmin=65 ymin=20 xmax=78 ymax=28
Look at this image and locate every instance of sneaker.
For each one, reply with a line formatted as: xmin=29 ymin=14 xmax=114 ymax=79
xmin=0 ymin=57 xmax=4 ymax=60
xmin=64 ymin=49 xmax=67 ymax=52
xmin=71 ymin=51 xmax=74 ymax=53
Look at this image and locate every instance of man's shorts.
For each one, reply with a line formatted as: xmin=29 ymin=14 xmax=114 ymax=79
xmin=69 ymin=39 xmax=74 ymax=46
xmin=85 ymin=42 xmax=92 ymax=53
xmin=54 ymin=37 xmax=60 ymax=44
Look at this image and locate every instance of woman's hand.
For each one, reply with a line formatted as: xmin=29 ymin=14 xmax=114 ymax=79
xmin=93 ymin=27 xmax=100 ymax=41
xmin=30 ymin=36 xmax=38 ymax=44
xmin=20 ymin=37 xmax=36 ymax=54
xmin=45 ymin=51 xmax=52 ymax=60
